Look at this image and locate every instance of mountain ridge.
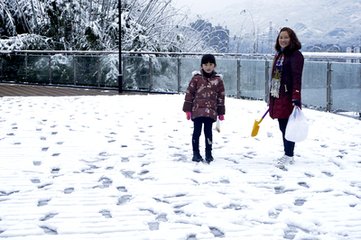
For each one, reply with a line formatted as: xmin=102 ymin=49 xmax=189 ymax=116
xmin=175 ymin=0 xmax=361 ymax=50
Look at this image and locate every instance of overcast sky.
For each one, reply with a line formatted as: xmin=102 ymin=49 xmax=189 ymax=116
xmin=171 ymin=0 xmax=241 ymax=14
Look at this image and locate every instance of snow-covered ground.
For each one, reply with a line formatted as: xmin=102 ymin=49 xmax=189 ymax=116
xmin=0 ymin=94 xmax=360 ymax=240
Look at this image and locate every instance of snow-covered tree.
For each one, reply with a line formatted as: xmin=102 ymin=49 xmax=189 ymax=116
xmin=121 ymin=0 xmax=217 ymax=52
xmin=0 ymin=0 xmax=119 ymax=51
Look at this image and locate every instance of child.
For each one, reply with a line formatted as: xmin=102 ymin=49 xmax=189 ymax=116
xmin=182 ymin=54 xmax=225 ymax=163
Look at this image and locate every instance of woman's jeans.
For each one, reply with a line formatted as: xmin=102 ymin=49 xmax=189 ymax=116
xmin=278 ymin=118 xmax=295 ymax=157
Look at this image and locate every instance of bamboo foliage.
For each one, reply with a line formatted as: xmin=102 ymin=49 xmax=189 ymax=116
xmin=0 ymin=2 xmax=17 ymax=36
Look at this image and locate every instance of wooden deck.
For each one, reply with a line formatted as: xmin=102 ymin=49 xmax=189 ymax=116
xmin=0 ymin=83 xmax=119 ymax=97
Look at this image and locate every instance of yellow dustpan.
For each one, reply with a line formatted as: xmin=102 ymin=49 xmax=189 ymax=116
xmin=251 ymin=109 xmax=269 ymax=137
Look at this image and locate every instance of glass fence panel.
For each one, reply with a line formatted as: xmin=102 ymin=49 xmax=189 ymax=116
xmin=150 ymin=56 xmax=178 ymax=92
xmin=216 ymin=58 xmax=237 ymax=97
xmin=24 ymin=55 xmax=49 ymax=84
xmin=331 ymin=62 xmax=361 ymax=112
xmin=302 ymin=61 xmax=328 ymax=108
xmin=1 ymin=55 xmax=28 ymax=82
xmin=93 ymin=54 xmax=118 ymax=88
xmin=123 ymin=55 xmax=151 ymax=90
xmin=0 ymin=58 xmax=3 ymax=79
xmin=50 ymin=54 xmax=74 ymax=85
xmin=179 ymin=57 xmax=200 ymax=92
xmin=74 ymin=55 xmax=102 ymax=86
xmin=240 ymin=59 xmax=267 ymax=100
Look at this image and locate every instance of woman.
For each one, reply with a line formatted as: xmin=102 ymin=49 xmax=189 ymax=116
xmin=269 ymin=27 xmax=304 ymax=168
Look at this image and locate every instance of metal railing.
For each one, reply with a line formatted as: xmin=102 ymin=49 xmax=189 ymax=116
xmin=121 ymin=51 xmax=361 ymax=113
xmin=0 ymin=50 xmax=119 ymax=89
xmin=0 ymin=50 xmax=360 ymax=113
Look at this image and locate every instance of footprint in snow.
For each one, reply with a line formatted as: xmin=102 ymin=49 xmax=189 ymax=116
xmin=97 ymin=176 xmax=112 ymax=188
xmin=39 ymin=225 xmax=58 ymax=235
xmin=38 ymin=198 xmax=51 ymax=207
xmin=156 ymin=213 xmax=168 ymax=222
xmin=322 ymin=171 xmax=333 ymax=177
xmin=64 ymin=187 xmax=74 ymax=194
xmin=38 ymin=183 xmax=53 ymax=189
xmin=99 ymin=209 xmax=112 ymax=218
xmin=283 ymin=224 xmax=298 ymax=239
xmin=294 ymin=198 xmax=307 ymax=206
xmin=117 ymin=186 xmax=127 ymax=192
xmin=284 ymin=223 xmax=317 ymax=240
xmin=298 ymin=181 xmax=310 ymax=188
xmin=147 ymin=222 xmax=159 ymax=231
xmin=39 ymin=212 xmax=58 ymax=221
xmin=31 ymin=178 xmax=41 ymax=184
xmin=171 ymin=153 xmax=188 ymax=162
xmin=268 ymin=208 xmax=282 ymax=219
xmin=51 ymin=167 xmax=60 ymax=174
xmin=304 ymin=172 xmax=315 ymax=178
xmin=274 ymin=186 xmax=296 ymax=194
xmin=209 ymin=226 xmax=225 ymax=238
xmin=186 ymin=234 xmax=197 ymax=240
xmin=117 ymin=194 xmax=132 ymax=205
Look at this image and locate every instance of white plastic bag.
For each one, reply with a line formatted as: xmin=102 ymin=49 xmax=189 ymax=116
xmin=215 ymin=119 xmax=221 ymax=133
xmin=285 ymin=106 xmax=308 ymax=142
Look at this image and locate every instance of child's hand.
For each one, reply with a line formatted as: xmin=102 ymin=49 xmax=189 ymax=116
xmin=218 ymin=115 xmax=224 ymax=121
xmin=186 ymin=112 xmax=191 ymax=120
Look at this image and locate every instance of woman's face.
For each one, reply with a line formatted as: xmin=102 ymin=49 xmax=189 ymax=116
xmin=278 ymin=31 xmax=291 ymax=49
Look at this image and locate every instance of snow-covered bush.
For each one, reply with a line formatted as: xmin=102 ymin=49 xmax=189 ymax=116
xmin=0 ymin=34 xmax=52 ymax=50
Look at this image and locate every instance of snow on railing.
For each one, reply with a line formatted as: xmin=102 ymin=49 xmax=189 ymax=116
xmin=121 ymin=51 xmax=361 ymax=60
xmin=1 ymin=50 xmax=361 ymax=60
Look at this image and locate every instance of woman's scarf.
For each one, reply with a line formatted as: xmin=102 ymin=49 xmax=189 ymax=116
xmin=270 ymin=52 xmax=284 ymax=98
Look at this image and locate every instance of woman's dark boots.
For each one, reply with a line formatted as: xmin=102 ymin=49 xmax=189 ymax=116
xmin=205 ymin=150 xmax=214 ymax=163
xmin=192 ymin=151 xmax=203 ymax=162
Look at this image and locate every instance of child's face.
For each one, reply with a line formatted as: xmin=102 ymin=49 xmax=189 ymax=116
xmin=201 ymin=63 xmax=216 ymax=73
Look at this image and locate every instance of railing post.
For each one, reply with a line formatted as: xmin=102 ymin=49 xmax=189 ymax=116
xmin=236 ymin=59 xmax=241 ymax=99
xmin=48 ymin=55 xmax=52 ymax=84
xmin=177 ymin=57 xmax=181 ymax=93
xmin=25 ymin=53 xmax=28 ymax=82
xmin=122 ymin=55 xmax=125 ymax=90
xmin=0 ymin=57 xmax=2 ymax=82
xmin=118 ymin=0 xmax=123 ymax=93
xmin=118 ymin=54 xmax=123 ymax=93
xmin=326 ymin=62 xmax=333 ymax=112
xmin=149 ymin=57 xmax=153 ymax=92
xmin=73 ymin=55 xmax=77 ymax=85
xmin=97 ymin=57 xmax=101 ymax=87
